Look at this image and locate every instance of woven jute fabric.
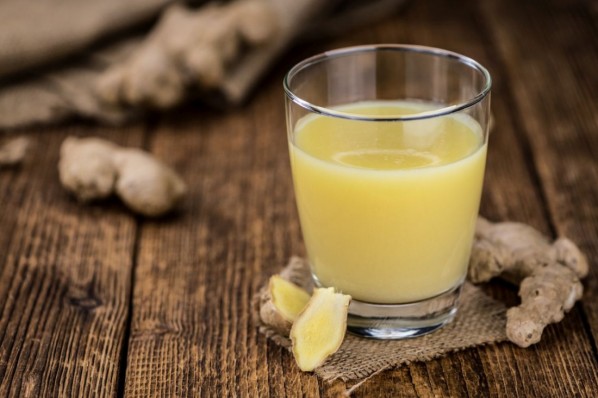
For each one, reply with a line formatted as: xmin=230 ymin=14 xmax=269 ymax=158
xmin=253 ymin=257 xmax=508 ymax=385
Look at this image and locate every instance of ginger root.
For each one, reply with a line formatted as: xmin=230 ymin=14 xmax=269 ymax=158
xmin=97 ymin=0 xmax=278 ymax=108
xmin=259 ymin=275 xmax=311 ymax=335
xmin=58 ymin=136 xmax=187 ymax=217
xmin=290 ymin=288 xmax=351 ymax=372
xmin=0 ymin=136 xmax=30 ymax=167
xmin=469 ymin=217 xmax=588 ymax=347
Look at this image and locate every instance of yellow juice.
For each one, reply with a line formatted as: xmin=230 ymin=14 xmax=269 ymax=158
xmin=289 ymin=101 xmax=487 ymax=304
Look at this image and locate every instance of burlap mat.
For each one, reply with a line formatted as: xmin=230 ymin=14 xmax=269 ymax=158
xmin=253 ymin=257 xmax=507 ymax=387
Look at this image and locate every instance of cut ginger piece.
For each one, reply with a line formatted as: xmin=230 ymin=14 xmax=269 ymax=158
xmin=270 ymin=276 xmax=311 ymax=321
xmin=259 ymin=275 xmax=310 ymax=335
xmin=290 ymin=288 xmax=351 ymax=372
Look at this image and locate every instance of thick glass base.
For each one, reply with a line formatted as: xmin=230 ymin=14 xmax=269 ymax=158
xmin=345 ymin=285 xmax=462 ymax=340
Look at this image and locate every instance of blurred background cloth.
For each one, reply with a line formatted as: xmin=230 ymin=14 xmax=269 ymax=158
xmin=0 ymin=0 xmax=169 ymax=78
xmin=0 ymin=0 xmax=407 ymax=131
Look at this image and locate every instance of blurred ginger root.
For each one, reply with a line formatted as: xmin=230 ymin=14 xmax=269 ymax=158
xmin=59 ymin=136 xmax=187 ymax=217
xmin=97 ymin=0 xmax=278 ymax=108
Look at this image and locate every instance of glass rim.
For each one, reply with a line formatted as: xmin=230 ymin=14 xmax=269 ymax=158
xmin=283 ymin=44 xmax=492 ymax=122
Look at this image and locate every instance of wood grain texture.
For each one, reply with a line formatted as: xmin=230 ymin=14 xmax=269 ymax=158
xmin=123 ymin=94 xmax=318 ymax=397
xmin=1 ymin=0 xmax=597 ymax=397
xmin=0 ymin=127 xmax=142 ymax=397
xmin=332 ymin=0 xmax=598 ymax=395
xmin=122 ymin=0 xmax=598 ymax=396
xmin=479 ymin=0 xmax=598 ymax=343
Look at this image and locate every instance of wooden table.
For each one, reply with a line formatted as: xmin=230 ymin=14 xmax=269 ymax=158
xmin=1 ymin=0 xmax=597 ymax=396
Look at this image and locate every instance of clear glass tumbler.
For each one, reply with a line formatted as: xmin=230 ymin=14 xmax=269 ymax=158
xmin=284 ymin=45 xmax=491 ymax=339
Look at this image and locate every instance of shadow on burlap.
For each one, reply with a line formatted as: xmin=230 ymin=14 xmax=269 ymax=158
xmin=252 ymin=257 xmax=507 ymax=391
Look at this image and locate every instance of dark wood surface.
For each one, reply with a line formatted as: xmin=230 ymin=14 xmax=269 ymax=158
xmin=1 ymin=0 xmax=597 ymax=396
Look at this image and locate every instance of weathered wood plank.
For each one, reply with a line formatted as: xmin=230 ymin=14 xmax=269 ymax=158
xmin=123 ymin=94 xmax=322 ymax=396
xmin=0 ymin=1 xmax=594 ymax=397
xmin=478 ymin=0 xmax=598 ymax=346
xmin=124 ymin=0 xmax=598 ymax=396
xmin=0 ymin=126 xmax=142 ymax=397
xmin=348 ymin=0 xmax=598 ymax=395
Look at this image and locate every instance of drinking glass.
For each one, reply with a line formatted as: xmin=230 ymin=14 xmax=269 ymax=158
xmin=284 ymin=45 xmax=491 ymax=339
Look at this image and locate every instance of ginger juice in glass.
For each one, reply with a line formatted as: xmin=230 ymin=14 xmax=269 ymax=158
xmin=284 ymin=45 xmax=492 ymax=339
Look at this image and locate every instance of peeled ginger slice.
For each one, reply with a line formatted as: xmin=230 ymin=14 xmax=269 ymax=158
xmin=271 ymin=275 xmax=311 ymax=321
xmin=259 ymin=275 xmax=310 ymax=335
xmin=290 ymin=287 xmax=351 ymax=371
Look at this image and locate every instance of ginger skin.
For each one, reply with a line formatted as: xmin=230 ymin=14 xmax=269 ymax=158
xmin=59 ymin=137 xmax=187 ymax=217
xmin=97 ymin=0 xmax=278 ymax=108
xmin=469 ymin=217 xmax=588 ymax=347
